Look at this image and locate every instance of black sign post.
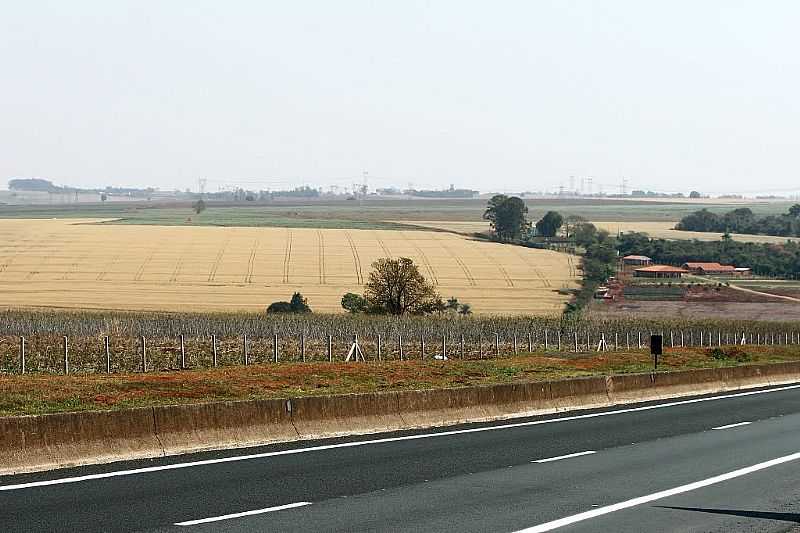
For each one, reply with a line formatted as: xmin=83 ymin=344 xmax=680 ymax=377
xmin=650 ymin=334 xmax=663 ymax=370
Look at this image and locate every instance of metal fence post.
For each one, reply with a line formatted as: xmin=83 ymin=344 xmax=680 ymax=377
xmin=495 ymin=333 xmax=500 ymax=358
xmin=64 ymin=336 xmax=69 ymax=375
xmin=180 ymin=334 xmax=186 ymax=369
xmin=544 ymin=329 xmax=548 ymax=350
xmin=20 ymin=336 xmax=25 ymax=375
xmin=105 ymin=336 xmax=111 ymax=373
xmin=420 ymin=335 xmax=425 ymax=359
xmin=212 ymin=335 xmax=217 ymax=367
xmin=513 ymin=334 xmax=518 ymax=355
xmin=442 ymin=334 xmax=446 ymax=360
xmin=301 ymin=333 xmax=306 ymax=363
xmin=273 ymin=333 xmax=278 ymax=363
xmin=528 ymin=332 xmax=533 ymax=353
xmin=141 ymin=336 xmax=146 ymax=373
xmin=328 ymin=334 xmax=333 ymax=362
xmin=398 ymin=333 xmax=403 ymax=361
xmin=377 ymin=334 xmax=382 ymax=361
xmin=460 ymin=334 xmax=465 ymax=359
xmin=243 ymin=334 xmax=249 ymax=365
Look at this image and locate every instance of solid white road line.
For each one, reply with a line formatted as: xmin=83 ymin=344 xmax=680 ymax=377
xmin=534 ymin=451 xmax=596 ymax=463
xmin=2 ymin=382 xmax=799 ymax=492
xmin=175 ymin=502 xmax=311 ymax=526
xmin=515 ymin=451 xmax=800 ymax=532
xmin=712 ymin=421 xmax=752 ymax=430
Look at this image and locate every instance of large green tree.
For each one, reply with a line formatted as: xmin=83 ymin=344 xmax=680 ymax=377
xmin=363 ymin=257 xmax=439 ymax=315
xmin=535 ymin=211 xmax=564 ymax=238
xmin=483 ymin=195 xmax=530 ymax=241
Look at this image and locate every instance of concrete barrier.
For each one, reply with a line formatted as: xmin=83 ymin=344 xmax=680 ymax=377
xmin=2 ymin=361 xmax=800 ymax=475
xmin=0 ymin=408 xmax=159 ymax=475
xmin=290 ymin=391 xmax=404 ymax=438
xmin=153 ymin=399 xmax=298 ymax=455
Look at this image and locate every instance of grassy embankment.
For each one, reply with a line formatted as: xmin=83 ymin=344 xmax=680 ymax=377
xmin=1 ymin=344 xmax=797 ymax=417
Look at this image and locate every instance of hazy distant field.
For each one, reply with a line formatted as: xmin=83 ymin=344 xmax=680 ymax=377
xmin=0 ymin=219 xmax=577 ymax=315
xmin=1 ymin=197 xmax=793 ymax=228
xmin=593 ymin=221 xmax=798 ymax=244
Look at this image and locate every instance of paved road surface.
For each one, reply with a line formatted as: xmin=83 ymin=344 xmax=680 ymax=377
xmin=2 ymin=383 xmax=800 ymax=532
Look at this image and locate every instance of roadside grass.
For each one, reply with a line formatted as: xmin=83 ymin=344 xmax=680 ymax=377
xmin=1 ymin=345 xmax=798 ymax=417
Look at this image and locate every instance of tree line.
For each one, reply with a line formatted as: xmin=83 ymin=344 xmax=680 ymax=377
xmin=676 ymin=205 xmax=800 ymax=237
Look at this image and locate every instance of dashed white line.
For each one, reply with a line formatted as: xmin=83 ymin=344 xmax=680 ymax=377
xmin=712 ymin=421 xmax=752 ymax=430
xmin=2 ymin=383 xmax=799 ymax=492
xmin=515 ymin=451 xmax=800 ymax=532
xmin=175 ymin=502 xmax=311 ymax=526
xmin=534 ymin=451 xmax=596 ymax=463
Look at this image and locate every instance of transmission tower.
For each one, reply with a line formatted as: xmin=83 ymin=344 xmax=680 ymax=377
xmin=198 ymin=178 xmax=207 ymax=195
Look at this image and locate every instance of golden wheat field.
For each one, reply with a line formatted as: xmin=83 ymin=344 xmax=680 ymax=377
xmin=0 ymin=220 xmax=578 ymax=315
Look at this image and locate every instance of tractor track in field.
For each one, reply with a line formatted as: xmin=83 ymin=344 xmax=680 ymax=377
xmin=344 ymin=231 xmax=364 ymax=284
xmin=512 ymin=247 xmax=552 ymax=288
xmin=134 ymin=246 xmax=159 ymax=282
xmin=282 ymin=229 xmax=293 ymax=284
xmin=473 ymin=240 xmax=514 ymax=288
xmin=401 ymin=233 xmax=439 ymax=285
xmin=374 ymin=232 xmax=392 ymax=258
xmin=434 ymin=234 xmax=476 ymax=286
xmin=317 ymin=231 xmax=326 ymax=284
xmin=207 ymin=236 xmax=230 ymax=283
xmin=245 ymin=238 xmax=259 ymax=284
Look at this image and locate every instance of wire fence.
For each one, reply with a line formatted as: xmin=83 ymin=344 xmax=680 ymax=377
xmin=2 ymin=327 xmax=798 ymax=375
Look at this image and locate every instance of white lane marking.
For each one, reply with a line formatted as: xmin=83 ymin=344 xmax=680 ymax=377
xmin=515 ymin=451 xmax=800 ymax=532
xmin=175 ymin=502 xmax=311 ymax=526
xmin=2 ymin=382 xmax=799 ymax=492
xmin=712 ymin=421 xmax=752 ymax=430
xmin=534 ymin=451 xmax=596 ymax=463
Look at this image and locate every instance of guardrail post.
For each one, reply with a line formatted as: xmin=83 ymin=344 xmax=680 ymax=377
xmin=20 ymin=336 xmax=25 ymax=374
xmin=104 ymin=336 xmax=111 ymax=373
xmin=63 ymin=336 xmax=69 ymax=375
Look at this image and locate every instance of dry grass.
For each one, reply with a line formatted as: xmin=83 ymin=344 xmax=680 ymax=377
xmin=0 ymin=219 xmax=577 ymax=315
xmin=1 ymin=345 xmax=797 ymax=416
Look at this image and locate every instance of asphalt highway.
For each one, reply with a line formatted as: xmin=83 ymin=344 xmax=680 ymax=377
xmin=2 ymin=383 xmax=800 ymax=532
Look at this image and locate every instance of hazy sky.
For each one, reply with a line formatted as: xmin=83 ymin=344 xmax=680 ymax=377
xmin=2 ymin=1 xmax=799 ymax=195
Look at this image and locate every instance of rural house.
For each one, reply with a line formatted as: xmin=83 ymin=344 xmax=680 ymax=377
xmin=682 ymin=262 xmax=737 ymax=275
xmin=622 ymin=255 xmax=652 ymax=266
xmin=633 ymin=265 xmax=688 ymax=279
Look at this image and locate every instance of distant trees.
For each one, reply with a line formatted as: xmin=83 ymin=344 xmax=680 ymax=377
xmin=676 ymin=206 xmax=800 ymax=237
xmin=192 ymin=199 xmax=207 ymax=215
xmin=689 ymin=191 xmax=702 ymax=199
xmin=483 ymin=195 xmax=530 ymax=241
xmin=363 ymin=257 xmax=440 ymax=315
xmin=267 ymin=292 xmax=312 ymax=313
xmin=535 ymin=211 xmax=564 ymax=238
